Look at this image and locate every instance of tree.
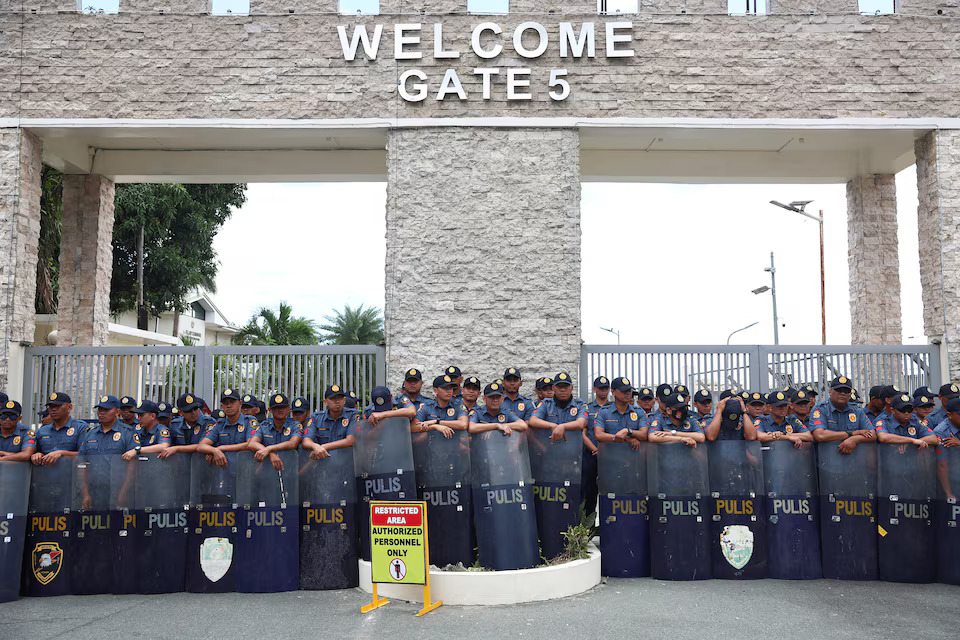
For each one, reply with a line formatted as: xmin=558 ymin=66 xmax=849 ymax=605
xmin=36 ymin=166 xmax=63 ymax=314
xmin=110 ymin=183 xmax=247 ymax=318
xmin=232 ymin=302 xmax=320 ymax=346
xmin=319 ymin=304 xmax=384 ymax=345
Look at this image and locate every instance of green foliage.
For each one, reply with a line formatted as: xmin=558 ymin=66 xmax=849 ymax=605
xmin=232 ymin=302 xmax=320 ymax=346
xmin=36 ymin=166 xmax=63 ymax=314
xmin=179 ymin=334 xmax=197 ymax=346
xmin=110 ymin=183 xmax=246 ymax=317
xmin=540 ymin=505 xmax=596 ymax=567
xmin=319 ymin=304 xmax=384 ymax=345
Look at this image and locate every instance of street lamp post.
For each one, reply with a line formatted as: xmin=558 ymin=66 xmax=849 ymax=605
xmin=770 ymin=200 xmax=826 ymax=344
xmin=752 ymin=252 xmax=779 ymax=346
xmin=600 ymin=326 xmax=620 ymax=345
xmin=726 ymin=321 xmax=759 ymax=345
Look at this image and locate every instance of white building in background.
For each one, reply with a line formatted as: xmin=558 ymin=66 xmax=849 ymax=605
xmin=35 ymin=288 xmax=239 ymax=347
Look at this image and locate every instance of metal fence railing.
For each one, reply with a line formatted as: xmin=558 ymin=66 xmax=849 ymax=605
xmin=22 ymin=345 xmax=385 ymax=423
xmin=580 ymin=344 xmax=942 ymax=401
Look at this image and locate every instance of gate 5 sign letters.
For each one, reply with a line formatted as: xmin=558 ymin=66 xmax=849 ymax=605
xmin=370 ymin=501 xmax=428 ymax=585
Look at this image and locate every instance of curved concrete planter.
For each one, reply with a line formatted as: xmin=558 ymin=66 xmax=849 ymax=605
xmin=358 ymin=544 xmax=601 ymax=606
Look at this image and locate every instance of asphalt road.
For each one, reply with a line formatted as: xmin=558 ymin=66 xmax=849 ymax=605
xmin=2 ymin=578 xmax=956 ymax=640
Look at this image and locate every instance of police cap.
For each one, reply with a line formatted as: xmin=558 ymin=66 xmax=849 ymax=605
xmin=694 ymin=389 xmax=712 ymax=404
xmin=829 ymin=376 xmax=853 ymax=392
xmin=891 ymin=394 xmax=914 ymax=412
xmin=464 ymin=376 xmax=481 ymax=390
xmin=655 ymin=383 xmax=673 ymax=400
xmin=0 ymin=400 xmax=22 ymax=418
xmin=611 ymin=377 xmax=633 ymax=393
xmin=939 ymin=383 xmax=960 ymax=398
xmin=637 ymin=386 xmax=655 ymax=399
xmin=869 ymin=385 xmax=885 ymax=400
xmin=553 ymin=372 xmax=573 ymax=386
xmin=94 ymin=395 xmax=120 ymax=409
xmin=241 ymin=394 xmax=258 ymax=408
xmin=119 ymin=396 xmax=136 ymax=409
xmin=269 ymin=393 xmax=289 ymax=409
xmin=484 ymin=382 xmax=505 ymax=397
xmin=663 ymin=393 xmax=687 ymax=410
xmin=156 ymin=402 xmax=173 ymax=418
xmin=220 ymin=388 xmax=241 ymax=402
xmin=133 ymin=400 xmax=160 ymax=414
xmin=444 ymin=365 xmax=462 ymax=378
xmin=504 ymin=368 xmax=522 ymax=380
xmin=674 ymin=384 xmax=690 ymax=398
xmin=913 ymin=386 xmax=933 ymax=399
xmin=880 ymin=385 xmax=900 ymax=400
xmin=290 ymin=397 xmax=308 ymax=413
xmin=535 ymin=377 xmax=553 ymax=391
xmin=324 ymin=385 xmax=346 ymax=399
xmin=433 ymin=375 xmax=458 ymax=388
xmin=369 ymin=386 xmax=393 ymax=412
xmin=790 ymin=389 xmax=812 ymax=404
xmin=947 ymin=397 xmax=960 ymax=414
xmin=176 ymin=393 xmax=202 ymax=411
xmin=720 ymin=399 xmax=743 ymax=428
xmin=45 ymin=391 xmax=71 ymax=406
xmin=718 ymin=389 xmax=736 ymax=401
xmin=914 ymin=394 xmax=935 ymax=408
xmin=345 ymin=391 xmax=359 ymax=409
xmin=748 ymin=392 xmax=766 ymax=406
xmin=766 ymin=391 xmax=790 ymax=407
xmin=405 ymin=368 xmax=423 ymax=381
xmin=593 ymin=376 xmax=610 ymax=389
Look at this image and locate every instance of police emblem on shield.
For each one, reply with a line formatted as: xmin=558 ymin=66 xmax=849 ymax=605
xmin=200 ymin=537 xmax=233 ymax=582
xmin=719 ymin=525 xmax=754 ymax=570
xmin=32 ymin=542 xmax=63 ymax=585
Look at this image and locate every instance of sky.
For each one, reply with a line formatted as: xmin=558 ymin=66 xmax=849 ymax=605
xmin=211 ymin=169 xmax=925 ymax=347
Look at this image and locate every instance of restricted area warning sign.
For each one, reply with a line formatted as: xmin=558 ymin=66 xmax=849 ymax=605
xmin=370 ymin=501 xmax=428 ymax=585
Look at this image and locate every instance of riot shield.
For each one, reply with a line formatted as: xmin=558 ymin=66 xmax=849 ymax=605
xmin=647 ymin=443 xmax=711 ymax=580
xmin=71 ymin=455 xmax=121 ymax=595
xmin=877 ymin=444 xmax=936 ymax=583
xmin=935 ymin=447 xmax=960 ymax=585
xmin=471 ymin=430 xmax=539 ymax=570
xmin=762 ymin=441 xmax=821 ymax=579
xmin=0 ymin=462 xmax=30 ymax=603
xmin=817 ymin=442 xmax=878 ymax=580
xmin=353 ymin=416 xmax=416 ymax=561
xmin=299 ymin=448 xmax=358 ymax=590
xmin=597 ymin=441 xmax=649 ymax=578
xmin=134 ymin=455 xmax=190 ymax=593
xmin=23 ymin=460 xmax=73 ymax=596
xmin=110 ymin=456 xmax=138 ymax=594
xmin=708 ymin=440 xmax=767 ymax=579
xmin=527 ymin=427 xmax=582 ymax=560
xmin=412 ymin=429 xmax=473 ymax=567
xmin=236 ymin=450 xmax=299 ymax=593
xmin=187 ymin=452 xmax=238 ymax=593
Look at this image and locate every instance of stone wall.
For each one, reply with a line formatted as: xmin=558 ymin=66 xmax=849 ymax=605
xmin=0 ymin=128 xmax=41 ymax=389
xmin=385 ymin=127 xmax=581 ymax=387
xmin=916 ymin=130 xmax=960 ymax=378
xmin=3 ymin=13 xmax=960 ymax=120
xmin=846 ymin=174 xmax=902 ymax=344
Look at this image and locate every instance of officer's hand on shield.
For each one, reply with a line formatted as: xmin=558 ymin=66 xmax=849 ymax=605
xmin=30 ymin=451 xmax=43 ymax=465
xmin=498 ymin=424 xmax=513 ymax=437
xmin=680 ymin=436 xmax=697 ymax=447
xmin=943 ymin=436 xmax=960 ymax=448
xmin=628 ymin=438 xmax=641 ymax=451
xmin=770 ymin=431 xmax=783 ymax=440
xmin=121 ymin=448 xmax=137 ymax=461
xmin=614 ymin=427 xmax=630 ymax=442
xmin=431 ymin=423 xmax=454 ymax=438
xmin=550 ymin=424 xmax=566 ymax=441
xmin=82 ymin=487 xmax=93 ymax=510
xmin=210 ymin=448 xmax=228 ymax=468
xmin=269 ymin=452 xmax=284 ymax=470
xmin=40 ymin=450 xmax=63 ymax=465
xmin=367 ymin=412 xmax=383 ymax=427
xmin=254 ymin=446 xmax=271 ymax=462
xmin=837 ymin=438 xmax=857 ymax=454
xmin=310 ymin=444 xmax=330 ymax=460
xmin=786 ymin=434 xmax=804 ymax=448
xmin=855 ymin=429 xmax=876 ymax=440
xmin=158 ymin=446 xmax=177 ymax=459
xmin=914 ymin=439 xmax=929 ymax=449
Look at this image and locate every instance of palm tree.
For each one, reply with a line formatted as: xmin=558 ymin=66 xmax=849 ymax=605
xmin=319 ymin=304 xmax=384 ymax=345
xmin=232 ymin=302 xmax=320 ymax=346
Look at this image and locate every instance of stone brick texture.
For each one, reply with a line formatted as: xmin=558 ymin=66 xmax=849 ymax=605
xmin=57 ymin=173 xmax=115 ymax=346
xmin=3 ymin=11 xmax=960 ymax=120
xmin=385 ymin=127 xmax=581 ymax=387
xmin=915 ymin=130 xmax=960 ymax=379
xmin=0 ymin=129 xmax=41 ymax=388
xmin=846 ymin=174 xmax=902 ymax=345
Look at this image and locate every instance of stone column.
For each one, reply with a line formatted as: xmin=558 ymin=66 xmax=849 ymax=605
xmin=0 ymin=128 xmax=43 ymax=394
xmin=916 ymin=130 xmax=960 ymax=380
xmin=385 ymin=128 xmax=581 ymax=387
xmin=58 ymin=174 xmax=116 ymax=347
xmin=846 ymin=174 xmax=902 ymax=345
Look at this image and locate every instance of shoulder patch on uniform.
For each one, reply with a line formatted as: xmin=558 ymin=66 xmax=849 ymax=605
xmin=651 ymin=420 xmax=658 ymax=428
xmin=812 ymin=409 xmax=821 ymax=418
xmin=876 ymin=420 xmax=884 ymax=427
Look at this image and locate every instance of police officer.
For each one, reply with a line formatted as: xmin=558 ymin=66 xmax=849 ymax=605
xmin=534 ymin=377 xmax=554 ymax=405
xmin=865 ymin=386 xmax=886 ymax=423
xmin=593 ymin=377 xmax=645 ymax=449
xmin=810 ymin=376 xmax=876 ymax=454
xmin=345 ymin=390 xmax=359 ymax=410
xmin=654 ymin=384 xmax=673 ymax=416
xmin=31 ymin=391 xmax=86 ymax=466
xmin=396 ymin=369 xmax=427 ymax=412
xmin=502 ymin=368 xmax=535 ymax=423
xmin=586 ymin=376 xmax=611 ymax=423
xmin=581 ymin=375 xmax=611 ymax=517
xmin=704 ymin=396 xmax=756 ymax=441
xmin=118 ymin=396 xmax=138 ymax=428
xmin=756 ymin=391 xmax=810 ymax=447
xmin=361 ymin=385 xmax=416 ymax=427
xmin=801 ymin=383 xmax=819 ymax=405
xmin=914 ymin=393 xmax=936 ymax=428
xmin=414 ymin=375 xmax=464 ymax=436
xmin=197 ymin=388 xmax=257 ymax=469
xmin=156 ymin=402 xmax=174 ymax=429
xmin=162 ymin=392 xmax=216 ymax=458
xmin=241 ymin=394 xmax=259 ymax=417
xmin=0 ymin=400 xmax=36 ymax=461
xmin=467 ymin=382 xmax=527 ymax=435
xmin=674 ymin=384 xmax=690 ymax=406
xmin=290 ymin=397 xmax=310 ymax=431
xmin=692 ymin=389 xmax=713 ymax=429
xmin=76 ymin=396 xmax=138 ymax=510
xmin=635 ymin=386 xmax=656 ymax=415
xmin=124 ymin=400 xmax=171 ymax=460
xmin=647 ymin=392 xmax=705 ymax=446
xmin=38 ymin=406 xmax=51 ymax=426
xmin=876 ymin=394 xmax=938 ymax=448
xmin=249 ymin=393 xmax=302 ymax=470
xmin=303 ymin=385 xmax=358 ymax=460
xmin=934 ymin=397 xmax=960 ymax=501
xmin=443 ymin=366 xmax=464 ymax=400
xmin=929 ymin=383 xmax=960 ymax=429
xmin=529 ymin=372 xmax=588 ymax=442
xmin=789 ymin=388 xmax=816 ymax=431
xmin=461 ymin=376 xmax=482 ymax=412
xmin=745 ymin=392 xmax=766 ymax=422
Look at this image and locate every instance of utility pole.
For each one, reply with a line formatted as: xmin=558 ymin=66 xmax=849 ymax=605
xmin=764 ymin=252 xmax=779 ymax=346
xmin=137 ymin=222 xmax=147 ymax=331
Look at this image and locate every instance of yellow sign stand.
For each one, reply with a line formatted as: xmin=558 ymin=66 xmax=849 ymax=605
xmin=362 ymin=500 xmax=442 ymax=616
